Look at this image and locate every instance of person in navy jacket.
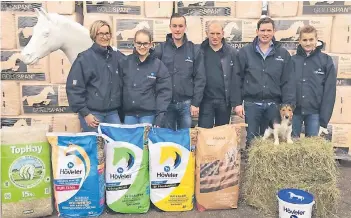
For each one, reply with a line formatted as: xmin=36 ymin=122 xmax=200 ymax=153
xmin=291 ymin=25 xmax=336 ymax=137
xmin=66 ymin=20 xmax=125 ymax=132
xmin=119 ymin=29 xmax=172 ymax=126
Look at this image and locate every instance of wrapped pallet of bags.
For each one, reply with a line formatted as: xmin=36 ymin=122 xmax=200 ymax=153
xmin=98 ymin=123 xmax=150 ymax=213
xmin=46 ymin=132 xmax=105 ymax=217
xmin=195 ymin=124 xmax=240 ymax=211
xmin=148 ymin=128 xmax=195 ymax=211
xmin=1 ymin=125 xmax=53 ymax=218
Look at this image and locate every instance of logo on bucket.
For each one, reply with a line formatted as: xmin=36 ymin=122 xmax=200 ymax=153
xmin=278 ymin=188 xmax=315 ymax=218
xmin=284 ymin=206 xmax=305 ymax=216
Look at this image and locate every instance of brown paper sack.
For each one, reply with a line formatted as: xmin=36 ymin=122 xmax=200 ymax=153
xmin=195 ymin=124 xmax=240 ymax=211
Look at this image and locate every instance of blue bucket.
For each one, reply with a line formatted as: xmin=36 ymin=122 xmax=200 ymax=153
xmin=277 ymin=188 xmax=315 ymax=218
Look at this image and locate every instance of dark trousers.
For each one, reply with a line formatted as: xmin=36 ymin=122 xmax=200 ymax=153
xmin=244 ymin=101 xmax=279 ymax=147
xmin=292 ymin=113 xmax=320 ymax=137
xmin=198 ymin=98 xmax=231 ymax=128
xmin=163 ymin=100 xmax=192 ymax=130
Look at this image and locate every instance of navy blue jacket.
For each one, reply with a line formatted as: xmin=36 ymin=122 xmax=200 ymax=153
xmin=154 ymin=33 xmax=206 ymax=107
xmin=198 ymin=38 xmax=237 ymax=106
xmin=119 ymin=49 xmax=172 ymax=126
xmin=231 ymin=37 xmax=296 ymax=107
xmin=292 ymin=41 xmax=336 ymax=128
xmin=66 ymin=43 xmax=125 ymax=117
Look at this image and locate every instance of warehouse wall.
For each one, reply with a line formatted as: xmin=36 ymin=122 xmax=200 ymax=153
xmin=1 ymin=1 xmax=351 ymax=153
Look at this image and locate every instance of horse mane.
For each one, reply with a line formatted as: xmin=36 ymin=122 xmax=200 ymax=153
xmin=47 ymin=13 xmax=89 ymax=35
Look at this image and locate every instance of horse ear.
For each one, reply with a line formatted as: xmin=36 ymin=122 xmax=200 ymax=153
xmin=37 ymin=7 xmax=51 ymax=22
xmin=34 ymin=8 xmax=40 ymax=15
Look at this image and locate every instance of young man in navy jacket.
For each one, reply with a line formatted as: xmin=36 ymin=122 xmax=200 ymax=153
xmin=291 ymin=25 xmax=336 ymax=137
xmin=231 ymin=17 xmax=296 ymax=148
xmin=154 ymin=13 xmax=206 ymax=130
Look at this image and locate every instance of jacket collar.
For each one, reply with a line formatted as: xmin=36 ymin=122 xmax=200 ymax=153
xmin=200 ymin=38 xmax=230 ymax=53
xmin=132 ymin=47 xmax=156 ymax=64
xmin=252 ymin=36 xmax=281 ymax=50
xmin=166 ymin=33 xmax=189 ymax=48
xmin=91 ymin=42 xmax=113 ymax=57
xmin=296 ymin=40 xmax=324 ymax=57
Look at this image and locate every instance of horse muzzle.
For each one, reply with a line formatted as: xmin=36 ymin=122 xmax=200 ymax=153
xmin=20 ymin=51 xmax=39 ymax=65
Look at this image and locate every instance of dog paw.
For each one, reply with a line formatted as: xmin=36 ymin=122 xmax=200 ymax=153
xmin=274 ymin=141 xmax=279 ymax=145
xmin=287 ymin=139 xmax=293 ymax=144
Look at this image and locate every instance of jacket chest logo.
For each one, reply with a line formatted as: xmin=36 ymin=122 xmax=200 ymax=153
xmin=275 ymin=56 xmax=284 ymax=62
xmin=314 ymin=68 xmax=325 ymax=75
xmin=147 ymin=72 xmax=156 ymax=79
xmin=185 ymin=56 xmax=193 ymax=63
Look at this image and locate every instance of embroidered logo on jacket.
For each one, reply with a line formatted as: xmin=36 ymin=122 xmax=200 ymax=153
xmin=275 ymin=56 xmax=284 ymax=62
xmin=314 ymin=68 xmax=325 ymax=75
xmin=185 ymin=56 xmax=193 ymax=63
xmin=147 ymin=72 xmax=156 ymax=79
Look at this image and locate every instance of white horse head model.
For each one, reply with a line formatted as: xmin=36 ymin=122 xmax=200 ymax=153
xmin=21 ymin=7 xmax=93 ymax=64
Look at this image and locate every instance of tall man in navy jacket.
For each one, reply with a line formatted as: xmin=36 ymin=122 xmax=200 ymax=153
xmin=154 ymin=13 xmax=206 ymax=130
xmin=231 ymin=17 xmax=296 ymax=148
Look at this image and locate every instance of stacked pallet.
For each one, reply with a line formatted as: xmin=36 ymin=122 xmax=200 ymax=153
xmin=1 ymin=1 xmax=81 ymax=132
xmin=268 ymin=1 xmax=351 ymax=155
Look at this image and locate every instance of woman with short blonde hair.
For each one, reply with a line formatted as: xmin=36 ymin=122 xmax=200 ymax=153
xmin=66 ymin=20 xmax=125 ymax=132
xmin=89 ymin=20 xmax=112 ymax=42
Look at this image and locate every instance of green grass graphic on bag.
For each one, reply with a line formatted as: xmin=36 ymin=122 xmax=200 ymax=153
xmin=1 ymin=126 xmax=52 ymax=218
xmin=99 ymin=123 xmax=150 ymax=214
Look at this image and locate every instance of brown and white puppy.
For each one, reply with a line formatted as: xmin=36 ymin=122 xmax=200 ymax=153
xmin=262 ymin=104 xmax=294 ymax=145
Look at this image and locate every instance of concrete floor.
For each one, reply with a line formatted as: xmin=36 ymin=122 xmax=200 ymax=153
xmin=48 ymin=160 xmax=351 ymax=218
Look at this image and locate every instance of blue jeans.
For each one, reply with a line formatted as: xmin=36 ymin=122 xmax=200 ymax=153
xmin=198 ymin=98 xmax=231 ymax=128
xmin=292 ymin=114 xmax=320 ymax=137
xmin=124 ymin=115 xmax=155 ymax=125
xmin=79 ymin=110 xmax=121 ymax=132
xmin=244 ymin=101 xmax=279 ymax=147
xmin=163 ymin=100 xmax=192 ymax=130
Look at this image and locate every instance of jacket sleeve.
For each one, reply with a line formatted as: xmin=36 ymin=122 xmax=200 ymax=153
xmin=230 ymin=49 xmax=245 ymax=107
xmin=155 ymin=61 xmax=172 ymax=126
xmin=191 ymin=45 xmax=206 ymax=107
xmin=154 ymin=43 xmax=163 ymax=60
xmin=320 ymin=55 xmax=337 ymax=128
xmin=66 ymin=55 xmax=90 ymax=117
xmin=281 ymin=51 xmax=296 ymax=105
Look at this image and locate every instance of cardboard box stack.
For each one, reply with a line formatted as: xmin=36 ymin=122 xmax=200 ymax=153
xmin=268 ymin=1 xmax=351 ymax=155
xmin=1 ymin=1 xmax=81 ymax=132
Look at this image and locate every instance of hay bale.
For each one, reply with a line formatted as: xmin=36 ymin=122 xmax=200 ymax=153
xmin=243 ymin=137 xmax=340 ymax=218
